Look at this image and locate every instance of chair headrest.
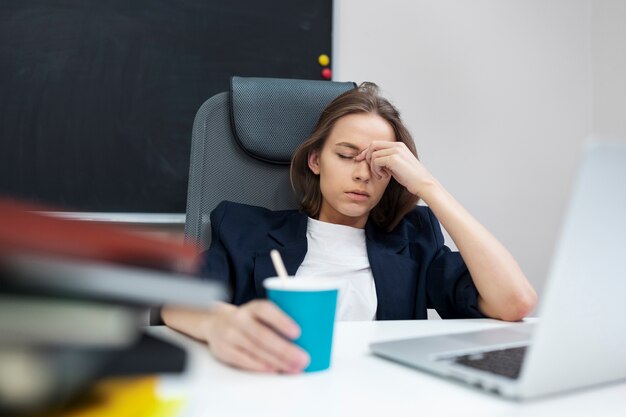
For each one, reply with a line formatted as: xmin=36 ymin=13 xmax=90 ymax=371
xmin=230 ymin=76 xmax=356 ymax=164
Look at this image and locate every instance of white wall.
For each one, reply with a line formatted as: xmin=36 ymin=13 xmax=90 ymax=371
xmin=593 ymin=0 xmax=626 ymax=138
xmin=334 ymin=0 xmax=594 ymax=297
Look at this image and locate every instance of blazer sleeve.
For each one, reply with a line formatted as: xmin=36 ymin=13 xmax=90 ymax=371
xmin=424 ymin=208 xmax=486 ymax=319
xmin=150 ymin=203 xmax=233 ymax=325
xmin=199 ymin=202 xmax=235 ymax=299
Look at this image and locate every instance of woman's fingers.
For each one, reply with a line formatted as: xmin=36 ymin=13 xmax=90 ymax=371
xmin=249 ymin=300 xmax=300 ymax=339
xmin=355 ymin=147 xmax=381 ymax=178
xmin=220 ymin=345 xmax=275 ymax=373
xmin=371 ymin=155 xmax=392 ymax=169
xmin=356 ymin=142 xmax=405 ymax=179
xmin=367 ymin=148 xmax=395 ymax=179
xmin=239 ymin=313 xmax=309 ymax=372
xmin=370 ymin=149 xmax=397 ymax=178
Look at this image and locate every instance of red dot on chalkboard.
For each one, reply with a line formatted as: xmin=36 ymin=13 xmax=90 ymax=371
xmin=321 ymin=68 xmax=332 ymax=80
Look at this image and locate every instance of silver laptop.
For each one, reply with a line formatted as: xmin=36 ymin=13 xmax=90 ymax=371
xmin=370 ymin=141 xmax=626 ymax=400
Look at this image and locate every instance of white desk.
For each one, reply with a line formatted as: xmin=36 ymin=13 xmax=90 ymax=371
xmin=147 ymin=320 xmax=626 ymax=417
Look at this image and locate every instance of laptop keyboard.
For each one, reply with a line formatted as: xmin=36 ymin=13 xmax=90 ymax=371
xmin=453 ymin=346 xmax=528 ymax=380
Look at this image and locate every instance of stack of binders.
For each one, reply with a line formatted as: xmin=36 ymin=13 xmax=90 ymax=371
xmin=0 ymin=199 xmax=227 ymax=415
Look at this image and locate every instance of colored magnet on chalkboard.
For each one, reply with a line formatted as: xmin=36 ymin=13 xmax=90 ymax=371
xmin=318 ymin=54 xmax=330 ymax=66
xmin=321 ymin=68 xmax=332 ymax=80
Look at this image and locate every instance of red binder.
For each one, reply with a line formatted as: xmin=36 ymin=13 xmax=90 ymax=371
xmin=0 ymin=199 xmax=200 ymax=273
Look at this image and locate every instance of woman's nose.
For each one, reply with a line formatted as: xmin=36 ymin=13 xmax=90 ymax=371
xmin=353 ymin=159 xmax=371 ymax=182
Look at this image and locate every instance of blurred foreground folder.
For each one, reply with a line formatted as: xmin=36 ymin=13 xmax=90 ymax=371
xmin=0 ymin=199 xmax=199 ymax=273
xmin=0 ymin=295 xmax=140 ymax=347
xmin=1 ymin=254 xmax=226 ymax=310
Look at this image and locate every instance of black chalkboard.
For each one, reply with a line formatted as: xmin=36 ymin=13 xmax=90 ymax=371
xmin=0 ymin=0 xmax=332 ymax=213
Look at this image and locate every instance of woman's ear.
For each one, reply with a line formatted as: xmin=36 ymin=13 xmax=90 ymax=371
xmin=308 ymin=150 xmax=321 ymax=175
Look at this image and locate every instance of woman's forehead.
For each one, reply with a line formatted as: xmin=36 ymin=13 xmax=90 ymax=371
xmin=326 ymin=113 xmax=396 ymax=149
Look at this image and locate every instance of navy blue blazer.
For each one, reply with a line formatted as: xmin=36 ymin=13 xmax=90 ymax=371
xmin=200 ymin=201 xmax=486 ymax=320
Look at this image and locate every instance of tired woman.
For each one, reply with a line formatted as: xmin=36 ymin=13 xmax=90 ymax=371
xmin=161 ymin=82 xmax=537 ymax=374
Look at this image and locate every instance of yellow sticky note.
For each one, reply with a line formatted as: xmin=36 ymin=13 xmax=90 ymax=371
xmin=40 ymin=377 xmax=184 ymax=417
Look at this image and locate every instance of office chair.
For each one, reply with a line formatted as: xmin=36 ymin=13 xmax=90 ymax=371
xmin=184 ymin=76 xmax=356 ymax=248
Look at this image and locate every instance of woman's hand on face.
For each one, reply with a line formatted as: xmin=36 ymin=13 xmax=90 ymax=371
xmin=204 ymin=300 xmax=310 ymax=373
xmin=355 ymin=141 xmax=436 ymax=196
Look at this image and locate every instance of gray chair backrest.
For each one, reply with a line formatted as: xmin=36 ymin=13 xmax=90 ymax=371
xmin=184 ymin=76 xmax=356 ymax=248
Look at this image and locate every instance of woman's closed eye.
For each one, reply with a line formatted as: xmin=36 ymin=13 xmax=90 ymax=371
xmin=337 ymin=153 xmax=356 ymax=160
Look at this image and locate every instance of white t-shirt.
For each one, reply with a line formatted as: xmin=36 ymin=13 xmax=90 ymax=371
xmin=295 ymin=217 xmax=377 ymax=321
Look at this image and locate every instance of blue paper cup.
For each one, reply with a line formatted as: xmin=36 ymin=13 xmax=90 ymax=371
xmin=263 ymin=277 xmax=339 ymax=372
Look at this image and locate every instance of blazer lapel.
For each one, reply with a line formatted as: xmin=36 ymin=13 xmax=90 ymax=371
xmin=252 ymin=213 xmax=422 ymax=319
xmin=366 ymin=221 xmax=420 ymax=320
xmin=253 ymin=212 xmax=308 ymax=297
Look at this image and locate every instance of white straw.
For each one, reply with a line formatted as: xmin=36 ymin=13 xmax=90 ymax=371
xmin=270 ymin=249 xmax=289 ymax=284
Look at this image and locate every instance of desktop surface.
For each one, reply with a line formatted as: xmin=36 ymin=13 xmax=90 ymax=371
xmin=148 ymin=319 xmax=626 ymax=417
